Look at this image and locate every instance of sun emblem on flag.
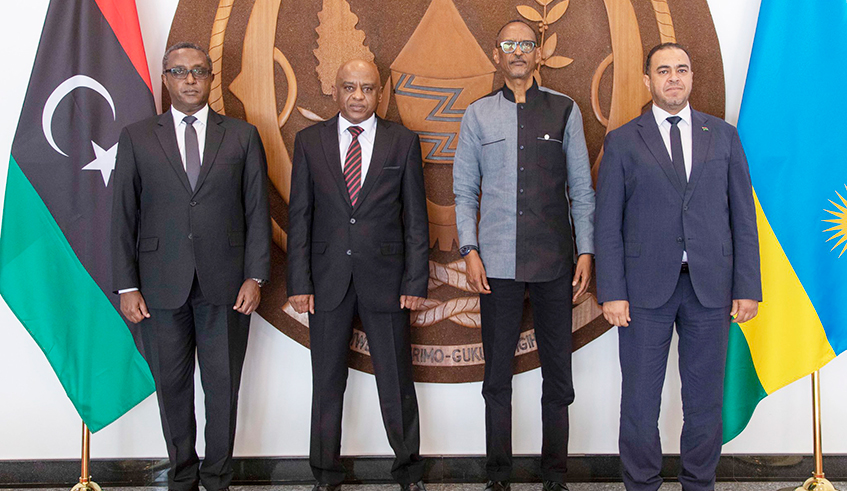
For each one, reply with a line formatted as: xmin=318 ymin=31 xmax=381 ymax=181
xmin=823 ymin=185 xmax=847 ymax=257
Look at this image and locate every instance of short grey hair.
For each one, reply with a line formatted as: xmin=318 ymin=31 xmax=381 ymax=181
xmin=162 ymin=42 xmax=212 ymax=71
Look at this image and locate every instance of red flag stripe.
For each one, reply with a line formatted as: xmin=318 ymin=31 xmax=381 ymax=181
xmin=92 ymin=0 xmax=152 ymax=94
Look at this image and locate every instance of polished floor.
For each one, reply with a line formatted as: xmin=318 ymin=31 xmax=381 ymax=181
xmin=30 ymin=483 xmax=845 ymax=491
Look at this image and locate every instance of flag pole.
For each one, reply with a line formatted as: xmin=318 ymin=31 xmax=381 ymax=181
xmin=795 ymin=371 xmax=837 ymax=491
xmin=70 ymin=422 xmax=101 ymax=491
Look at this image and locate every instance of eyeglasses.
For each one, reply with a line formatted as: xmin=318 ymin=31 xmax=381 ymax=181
xmin=499 ymin=40 xmax=537 ymax=54
xmin=164 ymin=67 xmax=212 ymax=80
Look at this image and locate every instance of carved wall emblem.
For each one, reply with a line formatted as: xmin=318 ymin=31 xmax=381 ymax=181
xmin=168 ymin=0 xmax=725 ymax=382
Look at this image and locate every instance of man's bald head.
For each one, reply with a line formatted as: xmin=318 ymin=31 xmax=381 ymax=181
xmin=333 ymin=59 xmax=382 ymax=124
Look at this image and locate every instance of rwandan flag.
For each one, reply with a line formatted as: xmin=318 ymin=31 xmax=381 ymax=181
xmin=722 ymin=0 xmax=847 ymax=442
xmin=0 ymin=0 xmax=155 ymax=432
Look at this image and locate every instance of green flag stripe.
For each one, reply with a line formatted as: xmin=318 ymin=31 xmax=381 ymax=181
xmin=722 ymin=322 xmax=767 ymax=443
xmin=0 ymin=156 xmax=154 ymax=432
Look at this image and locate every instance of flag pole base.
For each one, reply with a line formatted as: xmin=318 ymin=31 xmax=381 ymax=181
xmin=70 ymin=480 xmax=102 ymax=491
xmin=796 ymin=475 xmax=838 ymax=491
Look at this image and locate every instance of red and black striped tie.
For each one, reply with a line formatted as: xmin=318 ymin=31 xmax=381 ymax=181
xmin=344 ymin=125 xmax=364 ymax=206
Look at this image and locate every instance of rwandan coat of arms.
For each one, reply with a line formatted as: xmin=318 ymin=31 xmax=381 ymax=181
xmin=167 ymin=0 xmax=725 ymax=382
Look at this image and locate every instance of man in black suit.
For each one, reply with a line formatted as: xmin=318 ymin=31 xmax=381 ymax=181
xmin=287 ymin=59 xmax=429 ymax=491
xmin=595 ymin=43 xmax=761 ymax=491
xmin=111 ymin=42 xmax=270 ymax=491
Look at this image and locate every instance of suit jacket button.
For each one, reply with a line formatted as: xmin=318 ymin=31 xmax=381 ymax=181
xmin=188 ymin=233 xmax=193 ymax=240
xmin=350 ymin=218 xmax=356 ymax=224
xmin=190 ymin=201 xmax=197 ymax=207
xmin=677 ymin=236 xmax=683 ymax=243
xmin=683 ymin=205 xmax=689 ymax=211
xmin=346 ymin=249 xmax=352 ymax=256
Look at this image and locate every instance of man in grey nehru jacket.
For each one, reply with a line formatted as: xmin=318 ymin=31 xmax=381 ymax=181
xmin=453 ymin=19 xmax=595 ymax=491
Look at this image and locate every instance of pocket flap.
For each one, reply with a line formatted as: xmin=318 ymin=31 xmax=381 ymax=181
xmin=229 ymin=233 xmax=245 ymax=247
xmin=381 ymin=242 xmax=404 ymax=255
xmin=138 ymin=237 xmax=158 ymax=252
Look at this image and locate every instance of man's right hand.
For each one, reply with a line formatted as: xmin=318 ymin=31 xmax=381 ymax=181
xmin=463 ymin=250 xmax=491 ymax=294
xmin=120 ymin=290 xmax=150 ymax=323
xmin=289 ymin=294 xmax=315 ymax=314
xmin=602 ymin=300 xmax=630 ymax=327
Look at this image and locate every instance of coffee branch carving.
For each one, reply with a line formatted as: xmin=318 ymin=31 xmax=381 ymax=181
xmin=517 ymin=0 xmax=574 ymax=84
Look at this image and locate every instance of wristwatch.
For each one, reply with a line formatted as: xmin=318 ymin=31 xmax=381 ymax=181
xmin=251 ymin=278 xmax=267 ymax=287
xmin=459 ymin=245 xmax=479 ymax=257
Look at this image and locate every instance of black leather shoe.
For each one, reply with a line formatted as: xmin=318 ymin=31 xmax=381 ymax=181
xmin=312 ymin=483 xmax=341 ymax=491
xmin=543 ymin=481 xmax=569 ymax=491
xmin=485 ymin=481 xmax=511 ymax=491
xmin=401 ymin=480 xmax=427 ymax=491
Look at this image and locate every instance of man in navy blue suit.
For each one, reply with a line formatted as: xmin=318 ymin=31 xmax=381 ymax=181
xmin=595 ymin=43 xmax=762 ymax=491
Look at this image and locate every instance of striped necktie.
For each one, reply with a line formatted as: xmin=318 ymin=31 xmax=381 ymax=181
xmin=343 ymin=125 xmax=364 ymax=206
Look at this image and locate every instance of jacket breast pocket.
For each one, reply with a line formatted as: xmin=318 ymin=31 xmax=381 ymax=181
xmin=536 ymin=138 xmax=565 ymax=170
xmin=214 ymin=157 xmax=242 ymax=166
xmin=138 ymin=237 xmax=158 ymax=252
xmin=480 ymin=136 xmax=506 ymax=171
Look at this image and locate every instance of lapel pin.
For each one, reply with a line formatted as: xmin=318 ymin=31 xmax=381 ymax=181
xmin=702 ymin=126 xmax=709 ymax=132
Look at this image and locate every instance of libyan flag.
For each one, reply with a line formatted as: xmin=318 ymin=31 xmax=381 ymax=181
xmin=722 ymin=0 xmax=847 ymax=443
xmin=0 ymin=0 xmax=156 ymax=432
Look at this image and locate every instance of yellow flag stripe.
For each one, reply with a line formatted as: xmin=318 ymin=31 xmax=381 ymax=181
xmin=739 ymin=190 xmax=835 ymax=394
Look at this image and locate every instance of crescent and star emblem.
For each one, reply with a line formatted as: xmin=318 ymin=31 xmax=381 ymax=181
xmin=41 ymin=75 xmax=118 ymax=186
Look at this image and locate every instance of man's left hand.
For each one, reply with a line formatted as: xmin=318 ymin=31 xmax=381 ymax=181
xmin=572 ymin=254 xmax=593 ymax=301
xmin=233 ymin=279 xmax=262 ymax=315
xmin=400 ymin=295 xmax=426 ymax=311
xmin=731 ymin=298 xmax=758 ymax=323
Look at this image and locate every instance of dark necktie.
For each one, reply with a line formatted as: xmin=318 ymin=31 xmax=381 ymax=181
xmin=183 ymin=115 xmax=201 ymax=191
xmin=344 ymin=125 xmax=364 ymax=206
xmin=666 ymin=116 xmax=687 ymax=186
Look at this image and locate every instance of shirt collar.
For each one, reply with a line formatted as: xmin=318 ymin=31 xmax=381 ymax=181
xmin=652 ymin=102 xmax=691 ymax=128
xmin=501 ymin=80 xmax=540 ymax=103
xmin=338 ymin=113 xmax=377 ymax=144
xmin=172 ymin=104 xmax=210 ymax=126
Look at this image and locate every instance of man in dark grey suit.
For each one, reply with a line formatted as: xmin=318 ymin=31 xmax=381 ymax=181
xmin=112 ymin=42 xmax=270 ymax=491
xmin=595 ymin=43 xmax=761 ymax=491
xmin=287 ymin=59 xmax=428 ymax=491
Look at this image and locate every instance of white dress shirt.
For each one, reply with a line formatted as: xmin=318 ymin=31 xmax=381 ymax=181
xmin=337 ymin=113 xmax=377 ymax=186
xmin=652 ymin=102 xmax=692 ymax=263
xmin=172 ymin=104 xmax=209 ymax=168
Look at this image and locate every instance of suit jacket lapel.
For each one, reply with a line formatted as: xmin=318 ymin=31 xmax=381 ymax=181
xmin=637 ymin=111 xmax=685 ymax=198
xmin=684 ymin=110 xmax=713 ymax=202
xmin=354 ymin=117 xmax=393 ymax=212
xmin=193 ymin=110 xmax=224 ymax=195
xmin=154 ymin=111 xmax=192 ymax=194
xmin=320 ymin=116 xmax=353 ymax=207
